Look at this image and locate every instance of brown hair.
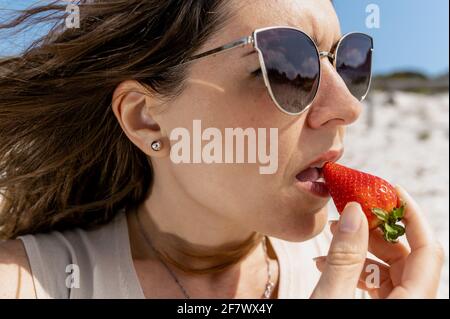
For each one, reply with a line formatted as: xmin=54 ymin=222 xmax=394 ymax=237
xmin=0 ymin=0 xmax=231 ymax=239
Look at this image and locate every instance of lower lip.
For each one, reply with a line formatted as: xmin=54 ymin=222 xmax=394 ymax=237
xmin=295 ymin=180 xmax=330 ymax=198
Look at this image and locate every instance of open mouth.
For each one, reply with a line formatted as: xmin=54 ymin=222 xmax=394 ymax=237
xmin=294 ymin=148 xmax=344 ymax=198
xmin=296 ymin=167 xmax=325 ymax=183
xmin=295 ymin=167 xmax=330 ymax=198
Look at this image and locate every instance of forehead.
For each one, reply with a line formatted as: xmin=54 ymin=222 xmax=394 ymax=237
xmin=211 ymin=0 xmax=340 ymax=47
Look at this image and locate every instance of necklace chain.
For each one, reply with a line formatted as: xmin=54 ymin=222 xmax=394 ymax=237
xmin=135 ymin=210 xmax=275 ymax=299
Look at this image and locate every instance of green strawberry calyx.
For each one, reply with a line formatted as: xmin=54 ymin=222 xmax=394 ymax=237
xmin=372 ymin=201 xmax=407 ymax=243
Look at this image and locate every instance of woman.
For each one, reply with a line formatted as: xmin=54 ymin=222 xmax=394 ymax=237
xmin=0 ymin=0 xmax=444 ymax=299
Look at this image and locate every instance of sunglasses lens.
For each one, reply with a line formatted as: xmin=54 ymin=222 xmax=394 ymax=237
xmin=256 ymin=28 xmax=320 ymax=114
xmin=336 ymin=33 xmax=373 ymax=100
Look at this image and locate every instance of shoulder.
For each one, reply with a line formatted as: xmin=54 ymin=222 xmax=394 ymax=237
xmin=0 ymin=239 xmax=36 ymax=298
xmin=9 ymin=212 xmax=129 ymax=299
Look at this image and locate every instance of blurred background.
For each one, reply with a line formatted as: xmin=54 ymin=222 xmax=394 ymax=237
xmin=1 ymin=0 xmax=449 ymax=298
xmin=332 ymin=0 xmax=449 ymax=299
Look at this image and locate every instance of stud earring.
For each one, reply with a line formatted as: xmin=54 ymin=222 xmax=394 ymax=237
xmin=151 ymin=140 xmax=162 ymax=151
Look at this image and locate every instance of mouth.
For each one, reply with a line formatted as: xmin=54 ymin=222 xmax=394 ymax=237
xmin=294 ymin=149 xmax=344 ymax=198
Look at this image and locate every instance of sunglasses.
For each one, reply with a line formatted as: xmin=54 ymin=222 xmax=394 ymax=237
xmin=179 ymin=26 xmax=374 ymax=116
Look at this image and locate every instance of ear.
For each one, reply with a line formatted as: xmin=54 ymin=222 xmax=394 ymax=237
xmin=111 ymin=80 xmax=170 ymax=158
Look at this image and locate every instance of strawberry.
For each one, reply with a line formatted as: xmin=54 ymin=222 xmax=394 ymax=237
xmin=322 ymin=161 xmax=406 ymax=243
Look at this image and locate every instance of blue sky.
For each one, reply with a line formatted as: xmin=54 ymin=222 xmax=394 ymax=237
xmin=1 ymin=0 xmax=449 ymax=76
xmin=334 ymin=0 xmax=449 ymax=76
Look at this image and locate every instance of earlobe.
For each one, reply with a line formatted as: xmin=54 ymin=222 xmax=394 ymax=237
xmin=148 ymin=137 xmax=171 ymax=158
xmin=151 ymin=140 xmax=163 ymax=151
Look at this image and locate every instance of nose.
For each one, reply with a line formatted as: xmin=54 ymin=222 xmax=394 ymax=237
xmin=306 ymin=59 xmax=362 ymax=129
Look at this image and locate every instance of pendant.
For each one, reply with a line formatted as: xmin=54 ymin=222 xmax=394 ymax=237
xmin=263 ymin=281 xmax=274 ymax=299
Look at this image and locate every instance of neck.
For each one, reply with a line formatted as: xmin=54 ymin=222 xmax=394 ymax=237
xmin=131 ymin=173 xmax=263 ymax=274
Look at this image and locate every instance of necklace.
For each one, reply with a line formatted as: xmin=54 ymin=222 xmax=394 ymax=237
xmin=134 ymin=210 xmax=275 ymax=299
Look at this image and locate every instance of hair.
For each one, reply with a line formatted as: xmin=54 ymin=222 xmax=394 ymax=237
xmin=0 ymin=0 xmax=232 ymax=240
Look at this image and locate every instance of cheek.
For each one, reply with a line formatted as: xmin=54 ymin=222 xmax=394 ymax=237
xmin=162 ymin=77 xmax=322 ymax=233
xmin=236 ymin=79 xmax=274 ymax=124
xmin=163 ymin=85 xmax=284 ymax=214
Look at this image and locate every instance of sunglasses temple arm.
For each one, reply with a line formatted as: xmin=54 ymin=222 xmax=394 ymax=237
xmin=178 ymin=36 xmax=254 ymax=66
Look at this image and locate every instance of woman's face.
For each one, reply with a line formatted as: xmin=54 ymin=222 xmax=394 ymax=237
xmin=149 ymin=0 xmax=362 ymax=242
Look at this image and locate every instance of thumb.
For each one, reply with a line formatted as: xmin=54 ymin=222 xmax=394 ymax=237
xmin=311 ymin=202 xmax=369 ymax=299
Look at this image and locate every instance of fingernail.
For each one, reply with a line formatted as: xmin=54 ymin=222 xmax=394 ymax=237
xmin=339 ymin=202 xmax=363 ymax=233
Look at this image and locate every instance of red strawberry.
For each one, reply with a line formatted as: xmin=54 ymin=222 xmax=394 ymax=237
xmin=322 ymin=161 xmax=406 ymax=243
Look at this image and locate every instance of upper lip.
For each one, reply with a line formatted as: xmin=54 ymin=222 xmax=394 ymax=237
xmin=302 ymin=148 xmax=345 ymax=171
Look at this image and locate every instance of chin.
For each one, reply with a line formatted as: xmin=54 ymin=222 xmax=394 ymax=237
xmin=272 ymin=205 xmax=329 ymax=242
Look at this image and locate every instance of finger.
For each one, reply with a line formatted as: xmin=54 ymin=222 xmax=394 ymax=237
xmin=390 ymin=242 xmax=445 ymax=298
xmin=329 ymin=221 xmax=338 ymax=235
xmin=330 ymin=206 xmax=410 ymax=266
xmin=311 ymin=202 xmax=369 ymax=299
xmin=368 ymin=227 xmax=409 ymax=266
xmin=315 ymin=256 xmax=393 ymax=299
xmin=386 ymin=185 xmax=445 ymax=298
xmin=395 ymin=185 xmax=434 ymax=250
xmin=357 ymin=258 xmax=392 ymax=299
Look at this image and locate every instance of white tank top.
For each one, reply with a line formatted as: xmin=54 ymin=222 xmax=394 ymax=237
xmin=18 ymin=211 xmax=367 ymax=299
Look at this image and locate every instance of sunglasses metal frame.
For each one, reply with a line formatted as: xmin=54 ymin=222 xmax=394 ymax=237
xmin=332 ymin=31 xmax=374 ymax=103
xmin=179 ymin=26 xmax=373 ymax=116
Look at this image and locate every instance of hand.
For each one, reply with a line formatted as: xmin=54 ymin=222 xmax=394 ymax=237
xmin=311 ymin=185 xmax=445 ymax=299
